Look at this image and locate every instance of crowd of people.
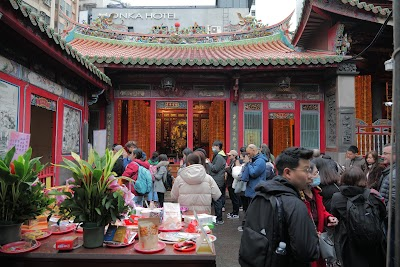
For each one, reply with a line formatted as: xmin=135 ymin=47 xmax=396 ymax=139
xmin=109 ymin=140 xmax=397 ymax=267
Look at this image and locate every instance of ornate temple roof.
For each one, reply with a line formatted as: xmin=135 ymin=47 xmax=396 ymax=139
xmin=340 ymin=0 xmax=391 ymax=16
xmin=5 ymin=0 xmax=112 ymax=86
xmin=60 ymin=11 xmax=343 ymax=68
xmin=68 ymin=32 xmax=343 ymax=67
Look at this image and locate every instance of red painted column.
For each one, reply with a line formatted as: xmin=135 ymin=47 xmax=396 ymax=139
xmin=150 ymin=99 xmax=156 ymax=154
xmin=263 ymin=100 xmax=269 ymax=145
xmin=187 ymin=100 xmax=193 ymax=149
xmin=225 ymin=99 xmax=231 ymax=152
xmin=99 ymin=106 xmax=106 ymax=129
xmin=294 ymin=101 xmax=301 ymax=147
xmin=113 ymin=99 xmax=119 ymax=144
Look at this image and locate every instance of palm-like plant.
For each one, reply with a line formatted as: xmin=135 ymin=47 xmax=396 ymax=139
xmin=0 ymin=147 xmax=52 ymax=224
xmin=51 ymin=149 xmax=134 ymax=226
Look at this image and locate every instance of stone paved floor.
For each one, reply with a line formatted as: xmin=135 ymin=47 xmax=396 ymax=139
xmin=165 ymin=190 xmax=242 ymax=267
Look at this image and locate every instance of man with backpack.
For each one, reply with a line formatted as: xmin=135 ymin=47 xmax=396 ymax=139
xmin=239 ymin=147 xmax=319 ymax=267
xmin=122 ymin=149 xmax=152 ymax=206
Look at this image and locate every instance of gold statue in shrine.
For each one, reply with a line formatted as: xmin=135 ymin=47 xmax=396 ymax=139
xmin=171 ymin=119 xmax=187 ymax=155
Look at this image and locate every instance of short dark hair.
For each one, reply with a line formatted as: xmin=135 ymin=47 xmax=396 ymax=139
xmin=132 ymin=148 xmax=143 ymax=160
xmin=158 ymin=154 xmax=168 ymax=161
xmin=347 ymin=145 xmax=359 ymax=154
xmin=187 ymin=153 xmax=201 ymax=165
xmin=275 ymin=147 xmax=313 ymax=175
xmin=195 ymin=148 xmax=207 ymax=158
xmin=151 ymin=151 xmax=159 ymax=161
xmin=341 ymin=167 xmax=366 ymax=187
xmin=312 ymin=157 xmax=340 ymax=185
xmin=182 ymin=147 xmax=193 ymax=157
xmin=193 ymin=151 xmax=207 ymax=169
xmin=125 ymin=141 xmax=138 ymax=149
xmin=212 ymin=140 xmax=223 ymax=150
xmin=239 ymin=147 xmax=246 ymax=153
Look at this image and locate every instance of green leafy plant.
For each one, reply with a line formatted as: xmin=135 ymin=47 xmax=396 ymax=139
xmin=51 ymin=149 xmax=134 ymax=226
xmin=0 ymin=147 xmax=53 ymax=224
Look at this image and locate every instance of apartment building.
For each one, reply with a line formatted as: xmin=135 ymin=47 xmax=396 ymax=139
xmin=22 ymin=0 xmax=79 ymax=32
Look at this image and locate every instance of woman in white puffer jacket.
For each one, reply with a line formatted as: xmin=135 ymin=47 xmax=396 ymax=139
xmin=171 ymin=153 xmax=221 ymax=214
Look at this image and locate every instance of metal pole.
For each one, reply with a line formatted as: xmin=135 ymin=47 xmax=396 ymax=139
xmin=393 ymin=0 xmax=400 ymax=266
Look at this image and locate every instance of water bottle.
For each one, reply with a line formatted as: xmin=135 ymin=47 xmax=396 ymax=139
xmin=275 ymin=242 xmax=287 ymax=255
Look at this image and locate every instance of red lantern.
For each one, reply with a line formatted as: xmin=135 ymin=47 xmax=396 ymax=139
xmin=174 ymin=22 xmax=180 ymax=28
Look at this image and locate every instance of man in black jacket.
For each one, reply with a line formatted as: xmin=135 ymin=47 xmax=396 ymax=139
xmin=239 ymin=147 xmax=319 ymax=267
xmin=112 ymin=144 xmax=124 ymax=177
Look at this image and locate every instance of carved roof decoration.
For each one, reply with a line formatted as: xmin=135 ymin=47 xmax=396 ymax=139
xmin=60 ymin=9 xmax=294 ymax=45
xmin=340 ymin=0 xmax=391 ymax=16
xmin=69 ymin=31 xmax=344 ymax=67
xmin=7 ymin=0 xmax=112 ymax=86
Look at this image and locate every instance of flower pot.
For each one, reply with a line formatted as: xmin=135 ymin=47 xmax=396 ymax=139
xmin=82 ymin=223 xmax=105 ymax=248
xmin=0 ymin=223 xmax=21 ymax=245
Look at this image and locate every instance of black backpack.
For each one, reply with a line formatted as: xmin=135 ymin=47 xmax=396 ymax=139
xmin=239 ymin=192 xmax=286 ymax=267
xmin=163 ymin=170 xmax=173 ymax=191
xmin=346 ymin=189 xmax=384 ymax=246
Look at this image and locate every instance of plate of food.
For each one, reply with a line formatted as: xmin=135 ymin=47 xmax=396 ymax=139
xmin=173 ymin=241 xmax=196 ymax=252
xmin=158 ymin=232 xmax=198 ymax=244
xmin=22 ymin=229 xmax=52 ymax=241
xmin=0 ymin=240 xmax=41 ymax=254
xmin=134 ymin=241 xmax=166 ymax=254
xmin=50 ymin=223 xmax=76 ymax=235
xmin=158 ymin=225 xmax=183 ymax=232
xmin=105 ymin=239 xmax=136 ymax=248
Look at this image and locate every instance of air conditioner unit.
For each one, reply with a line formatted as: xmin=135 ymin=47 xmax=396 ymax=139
xmin=210 ymin=26 xmax=222 ymax=34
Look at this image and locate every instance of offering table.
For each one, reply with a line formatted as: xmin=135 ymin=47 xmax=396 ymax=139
xmin=0 ymin=232 xmax=216 ymax=267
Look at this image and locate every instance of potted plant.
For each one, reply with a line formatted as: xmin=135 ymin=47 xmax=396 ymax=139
xmin=0 ymin=147 xmax=53 ymax=245
xmin=51 ymin=149 xmax=134 ymax=248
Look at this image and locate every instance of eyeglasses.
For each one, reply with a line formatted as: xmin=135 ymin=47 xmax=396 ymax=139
xmin=291 ymin=167 xmax=313 ymax=174
xmin=383 ymin=152 xmax=392 ymax=155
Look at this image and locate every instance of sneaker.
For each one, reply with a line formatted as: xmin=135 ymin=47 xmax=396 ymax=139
xmin=239 ymin=207 xmax=243 ymax=211
xmin=237 ymin=226 xmax=243 ymax=232
xmin=227 ymin=213 xmax=239 ymax=219
xmin=222 ymin=207 xmax=225 ymax=212
xmin=216 ymin=220 xmax=225 ymax=225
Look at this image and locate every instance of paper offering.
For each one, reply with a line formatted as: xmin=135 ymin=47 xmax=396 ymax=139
xmin=162 ymin=202 xmax=182 ymax=230
xmin=138 ymin=218 xmax=160 ymax=250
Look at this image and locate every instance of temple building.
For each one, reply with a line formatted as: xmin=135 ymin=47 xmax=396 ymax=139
xmin=0 ymin=0 xmax=394 ymax=183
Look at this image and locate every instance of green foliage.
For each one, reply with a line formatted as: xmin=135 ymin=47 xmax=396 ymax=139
xmin=51 ymin=149 xmax=132 ymax=227
xmin=0 ymin=147 xmax=54 ymax=224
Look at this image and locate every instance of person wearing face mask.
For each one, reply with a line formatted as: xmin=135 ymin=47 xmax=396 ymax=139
xmin=300 ymin=162 xmax=339 ymax=267
xmin=207 ymin=140 xmax=227 ymax=225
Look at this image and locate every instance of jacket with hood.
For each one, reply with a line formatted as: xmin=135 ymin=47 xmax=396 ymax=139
xmin=170 ymin=164 xmax=221 ymax=214
xmin=344 ymin=156 xmax=366 ymax=171
xmin=208 ymin=150 xmax=227 ymax=187
xmin=153 ymin=161 xmax=169 ymax=193
xmin=241 ymin=153 xmax=270 ymax=198
xmin=244 ymin=176 xmax=319 ymax=267
xmin=121 ymin=159 xmax=150 ymax=195
xmin=330 ymin=186 xmax=386 ymax=267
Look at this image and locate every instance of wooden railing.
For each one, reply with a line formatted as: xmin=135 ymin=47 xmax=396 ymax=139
xmin=37 ymin=166 xmax=54 ymax=188
xmin=356 ymin=124 xmax=392 ymax=156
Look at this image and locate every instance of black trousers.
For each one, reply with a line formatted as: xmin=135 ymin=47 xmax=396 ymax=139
xmin=157 ymin=192 xmax=165 ymax=207
xmin=227 ymin=185 xmax=240 ymax=215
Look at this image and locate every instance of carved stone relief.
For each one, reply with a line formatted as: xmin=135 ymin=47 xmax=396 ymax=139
xmin=326 ymin=94 xmax=337 ymax=147
xmin=339 ymin=108 xmax=355 ymax=149
xmin=337 ymin=63 xmax=358 ymax=75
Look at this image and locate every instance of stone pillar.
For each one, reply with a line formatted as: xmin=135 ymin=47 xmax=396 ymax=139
xmin=230 ymin=102 xmax=239 ymax=150
xmin=105 ymin=102 xmax=114 ymax=148
xmin=325 ymin=62 xmax=359 ymax=165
